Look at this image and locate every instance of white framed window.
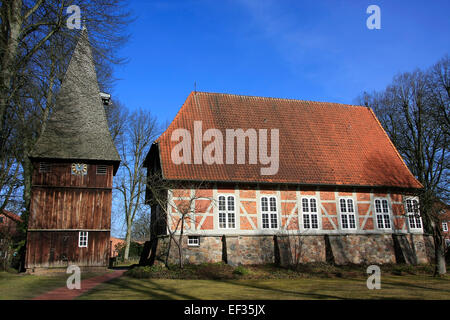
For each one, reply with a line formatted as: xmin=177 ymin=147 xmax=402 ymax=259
xmin=443 ymin=222 xmax=448 ymax=232
xmin=405 ymin=198 xmax=422 ymax=230
xmin=188 ymin=236 xmax=200 ymax=246
xmin=218 ymin=195 xmax=236 ymax=229
xmin=301 ymin=197 xmax=319 ymax=229
xmin=374 ymin=198 xmax=391 ymax=230
xmin=78 ymin=231 xmax=88 ymax=248
xmin=261 ymin=196 xmax=278 ymax=229
xmin=339 ymin=198 xmax=357 ymax=230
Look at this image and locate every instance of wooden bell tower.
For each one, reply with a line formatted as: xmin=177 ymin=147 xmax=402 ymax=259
xmin=25 ymin=29 xmax=120 ymax=273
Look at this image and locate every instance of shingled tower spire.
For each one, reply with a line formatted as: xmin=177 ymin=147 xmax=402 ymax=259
xmin=30 ymin=28 xmax=120 ymax=169
xmin=26 ymin=30 xmax=120 ymax=272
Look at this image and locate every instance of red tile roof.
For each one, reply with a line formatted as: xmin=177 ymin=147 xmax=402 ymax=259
xmin=154 ymin=91 xmax=422 ymax=189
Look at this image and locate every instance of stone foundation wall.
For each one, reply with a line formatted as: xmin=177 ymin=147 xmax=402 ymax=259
xmin=152 ymin=234 xmax=434 ymax=266
xmin=327 ymin=234 xmax=395 ymax=264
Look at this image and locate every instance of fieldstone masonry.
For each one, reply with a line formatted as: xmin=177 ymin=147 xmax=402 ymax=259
xmin=153 ymin=233 xmax=434 ymax=266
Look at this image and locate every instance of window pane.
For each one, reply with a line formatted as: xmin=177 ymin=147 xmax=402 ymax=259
xmin=347 ymin=199 xmax=354 ymax=213
xmin=311 ymin=214 xmax=318 ymax=229
xmin=227 ymin=196 xmax=235 ymax=211
xmin=310 ymin=199 xmax=317 ymax=212
xmin=409 ymin=215 xmax=416 ymax=229
xmin=342 ymin=215 xmax=348 ymax=229
xmin=382 ymin=200 xmax=389 ymax=213
xmin=415 ymin=216 xmax=422 ymax=229
xmin=262 ymin=213 xmax=269 ymax=228
xmin=349 ymin=215 xmax=356 ymax=229
xmin=270 ymin=213 xmax=278 ymax=229
xmin=340 ymin=199 xmax=347 ymax=213
xmin=228 ymin=212 xmax=235 ymax=228
xmin=375 ymin=200 xmax=382 ymax=213
xmin=376 ymin=215 xmax=384 ymax=229
xmin=304 ymin=214 xmax=310 ymax=229
xmin=261 ymin=197 xmax=268 ymax=212
xmin=406 ymin=199 xmax=413 ymax=213
xmin=383 ymin=215 xmax=390 ymax=228
xmin=219 ymin=196 xmax=226 ymax=211
xmin=219 ymin=212 xmax=226 ymax=228
xmin=269 ymin=197 xmax=277 ymax=212
xmin=302 ymin=198 xmax=309 ymax=212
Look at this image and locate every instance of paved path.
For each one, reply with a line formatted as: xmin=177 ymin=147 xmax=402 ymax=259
xmin=32 ymin=269 xmax=126 ymax=300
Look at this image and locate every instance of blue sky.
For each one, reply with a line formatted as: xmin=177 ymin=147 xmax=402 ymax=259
xmin=110 ymin=0 xmax=449 ymax=237
xmin=112 ymin=0 xmax=450 ymax=125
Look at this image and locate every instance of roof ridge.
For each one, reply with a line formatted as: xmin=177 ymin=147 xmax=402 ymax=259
xmin=192 ymin=91 xmax=365 ymax=108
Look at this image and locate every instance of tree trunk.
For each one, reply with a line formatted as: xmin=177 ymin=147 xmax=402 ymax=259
xmin=0 ymin=0 xmax=23 ymax=134
xmin=165 ymin=234 xmax=172 ymax=269
xmin=433 ymin=225 xmax=447 ymax=276
xmin=124 ymin=219 xmax=132 ymax=260
xmin=22 ymin=157 xmax=33 ymax=221
xmin=179 ymin=217 xmax=184 ymax=269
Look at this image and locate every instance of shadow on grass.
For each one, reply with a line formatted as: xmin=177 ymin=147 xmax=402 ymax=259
xmin=380 ymin=276 xmax=450 ymax=293
xmin=79 ymin=276 xmax=198 ymax=300
xmin=81 ymin=276 xmax=355 ymax=300
xmin=221 ymin=279 xmax=355 ymax=300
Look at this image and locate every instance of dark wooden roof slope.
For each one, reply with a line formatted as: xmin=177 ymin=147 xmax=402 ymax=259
xmin=29 ymin=29 xmax=120 ymax=169
xmin=152 ymin=91 xmax=422 ymax=190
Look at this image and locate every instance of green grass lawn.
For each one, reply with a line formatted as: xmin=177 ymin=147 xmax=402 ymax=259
xmin=0 ymin=271 xmax=108 ymax=300
xmin=76 ymin=274 xmax=450 ymax=300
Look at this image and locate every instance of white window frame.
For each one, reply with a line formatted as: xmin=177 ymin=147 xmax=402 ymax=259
xmin=443 ymin=222 xmax=448 ymax=232
xmin=405 ymin=198 xmax=422 ymax=231
xmin=374 ymin=198 xmax=392 ymax=230
xmin=301 ymin=197 xmax=320 ymax=230
xmin=78 ymin=231 xmax=88 ymax=248
xmin=338 ymin=198 xmax=357 ymax=230
xmin=260 ymin=196 xmax=279 ymax=229
xmin=187 ymin=236 xmax=200 ymax=246
xmin=218 ymin=195 xmax=236 ymax=229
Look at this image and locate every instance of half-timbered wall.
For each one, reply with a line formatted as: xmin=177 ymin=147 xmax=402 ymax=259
xmin=165 ymin=184 xmax=423 ymax=236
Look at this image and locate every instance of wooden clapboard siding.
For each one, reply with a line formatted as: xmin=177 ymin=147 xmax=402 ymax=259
xmin=26 ymin=161 xmax=114 ymax=270
xmin=26 ymin=231 xmax=110 ymax=268
xmin=28 ymin=187 xmax=112 ymax=230
xmin=32 ymin=162 xmax=113 ymax=189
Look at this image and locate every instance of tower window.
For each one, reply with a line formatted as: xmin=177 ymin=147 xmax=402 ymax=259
xmin=39 ymin=162 xmax=52 ymax=173
xmin=78 ymin=231 xmax=88 ymax=248
xmin=96 ymin=165 xmax=108 ymax=175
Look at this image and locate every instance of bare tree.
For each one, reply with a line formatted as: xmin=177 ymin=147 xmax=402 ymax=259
xmin=115 ymin=108 xmax=160 ymax=261
xmin=0 ymin=0 xmax=131 ymax=219
xmin=356 ymin=55 xmax=449 ymax=275
xmin=130 ymin=210 xmax=151 ymax=243
xmin=145 ymin=172 xmax=212 ymax=269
